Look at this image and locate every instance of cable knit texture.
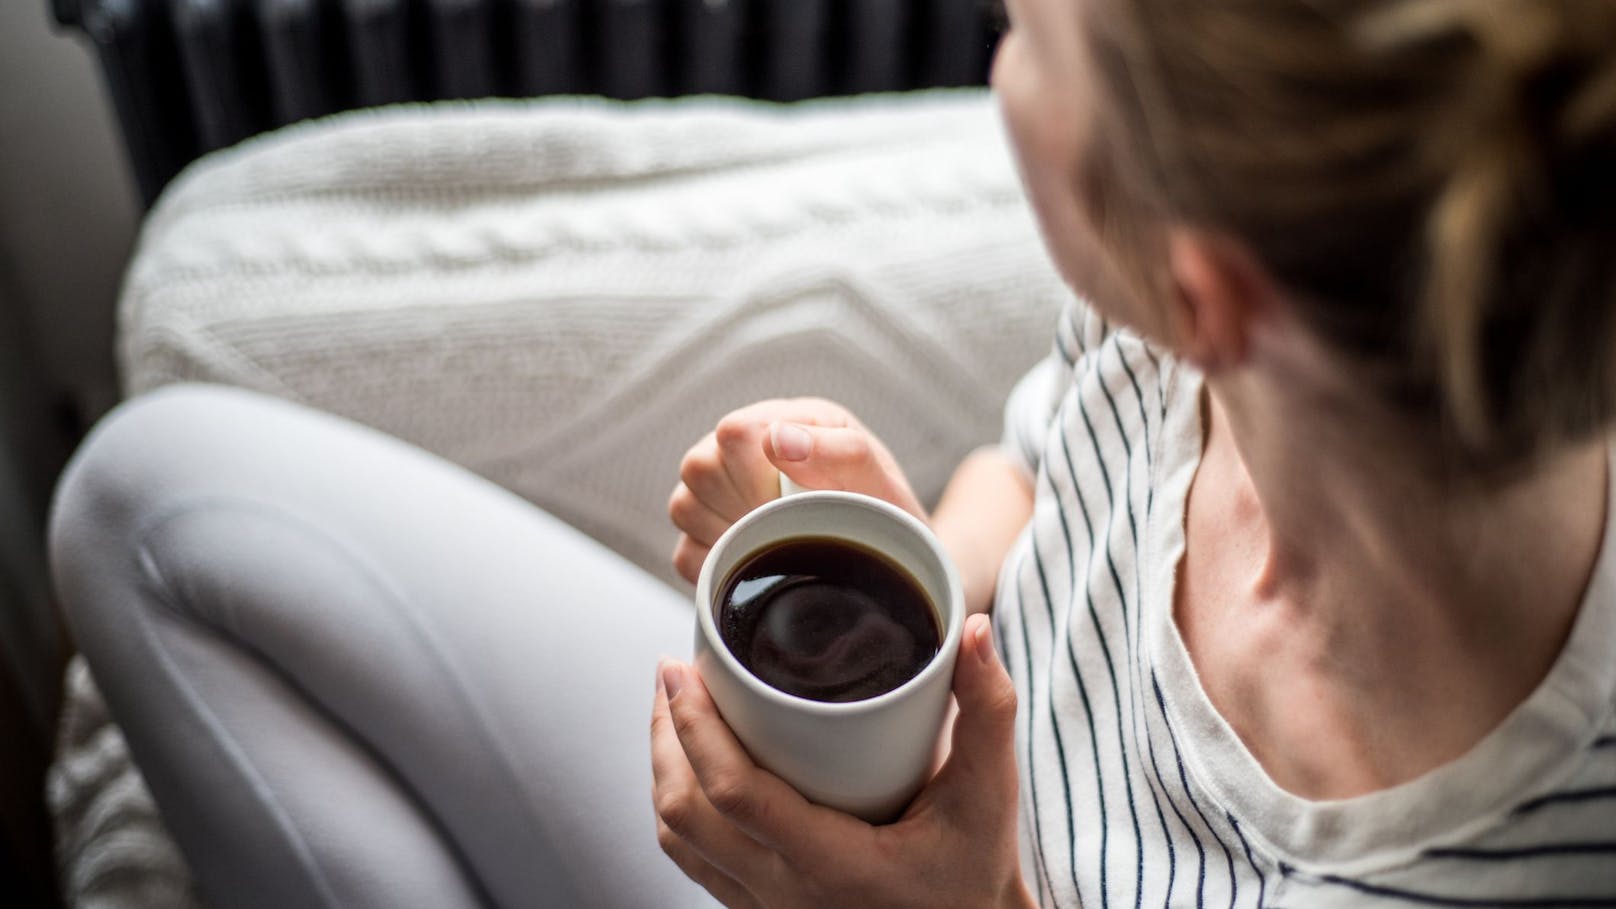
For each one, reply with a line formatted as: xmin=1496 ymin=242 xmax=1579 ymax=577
xmin=56 ymin=91 xmax=1068 ymax=905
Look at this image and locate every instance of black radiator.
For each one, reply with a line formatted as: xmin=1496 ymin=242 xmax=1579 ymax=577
xmin=50 ymin=0 xmax=1006 ymax=207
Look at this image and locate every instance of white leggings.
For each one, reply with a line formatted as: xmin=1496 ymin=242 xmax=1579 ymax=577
xmin=49 ymin=384 xmax=722 ymax=909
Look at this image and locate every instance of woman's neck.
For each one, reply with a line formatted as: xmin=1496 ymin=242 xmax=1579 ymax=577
xmin=1179 ymin=371 xmax=1607 ymax=797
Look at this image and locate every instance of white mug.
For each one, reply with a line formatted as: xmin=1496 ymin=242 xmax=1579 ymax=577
xmin=692 ymin=484 xmax=965 ymax=823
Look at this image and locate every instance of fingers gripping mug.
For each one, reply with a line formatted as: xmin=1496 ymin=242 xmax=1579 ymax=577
xmin=692 ymin=475 xmax=965 ymax=823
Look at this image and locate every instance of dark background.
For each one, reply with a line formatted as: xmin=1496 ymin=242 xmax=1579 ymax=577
xmin=1 ymin=2 xmax=136 ymax=902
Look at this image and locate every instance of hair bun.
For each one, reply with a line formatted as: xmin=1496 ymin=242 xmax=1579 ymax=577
xmin=1089 ymin=0 xmax=1616 ymax=472
xmin=1363 ymin=1 xmax=1616 ymax=151
xmin=1562 ymin=54 xmax=1616 ymax=147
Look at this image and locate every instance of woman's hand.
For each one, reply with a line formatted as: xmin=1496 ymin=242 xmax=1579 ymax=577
xmin=649 ymin=614 xmax=1036 ymax=909
xmin=668 ymin=398 xmax=926 ymax=584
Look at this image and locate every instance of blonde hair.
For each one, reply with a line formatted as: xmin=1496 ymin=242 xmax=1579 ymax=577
xmin=1082 ymin=0 xmax=1616 ymax=474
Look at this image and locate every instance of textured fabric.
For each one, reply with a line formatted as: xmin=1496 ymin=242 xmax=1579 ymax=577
xmin=51 ymin=384 xmax=722 ymax=908
xmin=55 ymin=92 xmax=1067 ymax=905
xmin=995 ymin=299 xmax=1616 ymax=908
xmin=117 ymin=90 xmax=1061 ymax=585
xmin=49 ymin=660 xmax=203 ymax=909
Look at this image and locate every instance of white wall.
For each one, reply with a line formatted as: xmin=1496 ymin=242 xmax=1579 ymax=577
xmin=0 ymin=0 xmax=141 ymax=424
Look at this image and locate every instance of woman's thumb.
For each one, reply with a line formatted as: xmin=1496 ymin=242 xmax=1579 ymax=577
xmin=937 ymin=614 xmax=1020 ymax=816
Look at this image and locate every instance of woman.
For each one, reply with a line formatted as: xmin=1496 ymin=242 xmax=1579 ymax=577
xmin=653 ymin=0 xmax=1616 ymax=905
xmin=53 ymin=0 xmax=1616 ymax=906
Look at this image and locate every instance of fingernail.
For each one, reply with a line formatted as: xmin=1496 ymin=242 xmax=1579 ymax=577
xmin=771 ymin=422 xmax=812 ymax=462
xmin=655 ymin=658 xmax=669 ymax=695
xmin=974 ymin=617 xmax=996 ymax=664
xmin=661 ymin=661 xmax=686 ymax=699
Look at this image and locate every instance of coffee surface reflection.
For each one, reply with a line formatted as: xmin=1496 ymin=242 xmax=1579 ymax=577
xmin=717 ymin=537 xmax=940 ymax=702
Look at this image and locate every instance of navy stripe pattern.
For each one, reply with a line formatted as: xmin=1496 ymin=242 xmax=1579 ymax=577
xmin=993 ymin=300 xmax=1616 ymax=908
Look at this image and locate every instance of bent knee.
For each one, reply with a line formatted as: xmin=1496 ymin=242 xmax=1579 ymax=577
xmin=48 ymin=384 xmax=277 ymax=629
xmin=52 ymin=384 xmax=258 ymax=537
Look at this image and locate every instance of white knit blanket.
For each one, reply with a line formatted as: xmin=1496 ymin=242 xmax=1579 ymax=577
xmin=53 ymin=91 xmax=1068 ymax=906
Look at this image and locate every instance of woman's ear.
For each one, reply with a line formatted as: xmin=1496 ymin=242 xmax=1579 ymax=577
xmin=1165 ymin=229 xmax=1276 ymax=373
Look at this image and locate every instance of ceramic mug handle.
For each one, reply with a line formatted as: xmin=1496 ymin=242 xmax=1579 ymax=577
xmin=777 ymin=471 xmax=806 ymax=498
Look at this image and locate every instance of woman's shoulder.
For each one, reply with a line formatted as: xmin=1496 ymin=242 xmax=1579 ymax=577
xmin=1002 ymin=296 xmax=1199 ymax=490
xmin=1053 ymin=298 xmax=1194 ymax=451
xmin=1055 ymin=298 xmax=1180 ymax=393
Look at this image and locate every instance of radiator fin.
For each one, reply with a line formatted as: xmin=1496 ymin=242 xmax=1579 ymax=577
xmin=68 ymin=0 xmax=1004 ymax=206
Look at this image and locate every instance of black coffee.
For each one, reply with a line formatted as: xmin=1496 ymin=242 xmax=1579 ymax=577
xmin=717 ymin=537 xmax=940 ymax=703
